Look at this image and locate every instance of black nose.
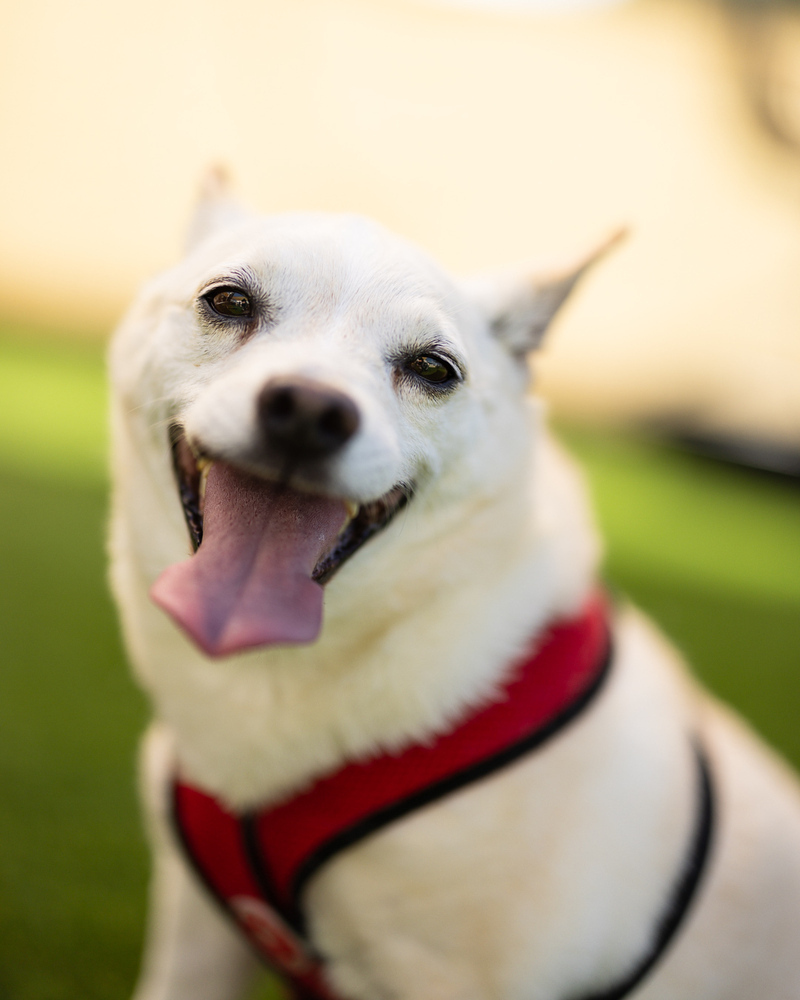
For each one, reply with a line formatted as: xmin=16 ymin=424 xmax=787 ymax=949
xmin=257 ymin=377 xmax=360 ymax=461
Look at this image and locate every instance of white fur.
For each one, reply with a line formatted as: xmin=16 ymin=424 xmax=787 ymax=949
xmin=109 ymin=198 xmax=800 ymax=1000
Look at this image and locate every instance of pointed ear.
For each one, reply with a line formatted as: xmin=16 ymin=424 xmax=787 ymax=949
xmin=465 ymin=229 xmax=626 ymax=357
xmin=184 ymin=165 xmax=251 ymax=254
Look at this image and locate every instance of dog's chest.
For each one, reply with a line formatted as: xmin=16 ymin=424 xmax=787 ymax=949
xmin=170 ymin=599 xmax=611 ymax=994
xmin=165 ymin=603 xmax=708 ymax=1000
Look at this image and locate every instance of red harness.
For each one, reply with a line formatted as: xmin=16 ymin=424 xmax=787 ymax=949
xmin=172 ymin=593 xmax=611 ymax=999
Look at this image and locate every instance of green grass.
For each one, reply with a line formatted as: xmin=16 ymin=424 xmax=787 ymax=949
xmin=559 ymin=426 xmax=800 ymax=607
xmin=0 ymin=472 xmax=146 ymax=999
xmin=0 ymin=329 xmax=107 ymax=484
xmin=0 ymin=323 xmax=797 ymax=997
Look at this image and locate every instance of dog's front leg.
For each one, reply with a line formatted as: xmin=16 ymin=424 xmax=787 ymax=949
xmin=132 ymin=834 xmax=260 ymax=1000
xmin=132 ymin=724 xmax=261 ymax=1000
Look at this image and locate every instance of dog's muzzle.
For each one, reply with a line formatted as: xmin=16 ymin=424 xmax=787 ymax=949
xmin=149 ymin=400 xmax=411 ymax=657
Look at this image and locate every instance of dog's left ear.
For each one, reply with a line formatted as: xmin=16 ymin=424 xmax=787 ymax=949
xmin=465 ymin=229 xmax=626 ymax=358
xmin=184 ymin=165 xmax=251 ymax=254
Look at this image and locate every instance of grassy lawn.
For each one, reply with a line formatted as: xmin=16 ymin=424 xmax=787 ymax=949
xmin=0 ymin=323 xmax=797 ymax=998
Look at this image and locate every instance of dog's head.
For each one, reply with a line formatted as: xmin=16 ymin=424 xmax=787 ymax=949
xmin=110 ymin=178 xmax=618 ymax=659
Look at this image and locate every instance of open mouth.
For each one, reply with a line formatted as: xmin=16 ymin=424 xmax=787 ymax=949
xmin=149 ymin=424 xmax=410 ymax=657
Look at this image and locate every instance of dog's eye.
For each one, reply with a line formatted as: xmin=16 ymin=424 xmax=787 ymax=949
xmin=407 ymin=356 xmax=454 ymax=384
xmin=205 ymin=287 xmax=253 ymax=318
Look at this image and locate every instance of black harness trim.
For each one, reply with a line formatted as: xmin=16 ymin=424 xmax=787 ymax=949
xmin=572 ymin=741 xmax=715 ymax=1000
xmin=288 ymin=632 xmax=614 ymax=925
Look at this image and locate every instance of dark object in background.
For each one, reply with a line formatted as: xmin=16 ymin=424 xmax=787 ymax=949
xmin=665 ymin=427 xmax=800 ymax=484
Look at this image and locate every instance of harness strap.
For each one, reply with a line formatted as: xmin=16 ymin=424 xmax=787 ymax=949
xmin=171 ymin=778 xmax=336 ymax=998
xmin=169 ymin=593 xmax=715 ymax=999
xmin=574 ymin=741 xmax=715 ymax=1000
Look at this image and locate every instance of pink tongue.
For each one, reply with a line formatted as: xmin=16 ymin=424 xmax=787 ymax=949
xmin=150 ymin=464 xmax=348 ymax=657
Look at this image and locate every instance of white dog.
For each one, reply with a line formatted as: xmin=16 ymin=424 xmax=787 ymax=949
xmin=109 ymin=178 xmax=800 ymax=1000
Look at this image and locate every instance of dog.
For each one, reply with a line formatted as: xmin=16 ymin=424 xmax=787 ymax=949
xmin=109 ymin=176 xmax=800 ymax=1000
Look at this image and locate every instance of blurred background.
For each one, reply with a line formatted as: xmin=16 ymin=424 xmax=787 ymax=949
xmin=0 ymin=0 xmax=798 ymax=996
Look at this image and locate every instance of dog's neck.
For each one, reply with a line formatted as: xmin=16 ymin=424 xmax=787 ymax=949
xmin=113 ymin=426 xmax=599 ymax=810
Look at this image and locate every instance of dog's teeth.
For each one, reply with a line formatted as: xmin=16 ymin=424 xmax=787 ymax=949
xmin=336 ymin=500 xmax=360 ymax=539
xmin=198 ymin=460 xmax=213 ymax=508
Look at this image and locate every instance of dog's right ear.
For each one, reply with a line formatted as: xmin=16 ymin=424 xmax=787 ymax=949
xmin=184 ymin=166 xmax=251 ymax=254
xmin=464 ymin=229 xmax=626 ymax=359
